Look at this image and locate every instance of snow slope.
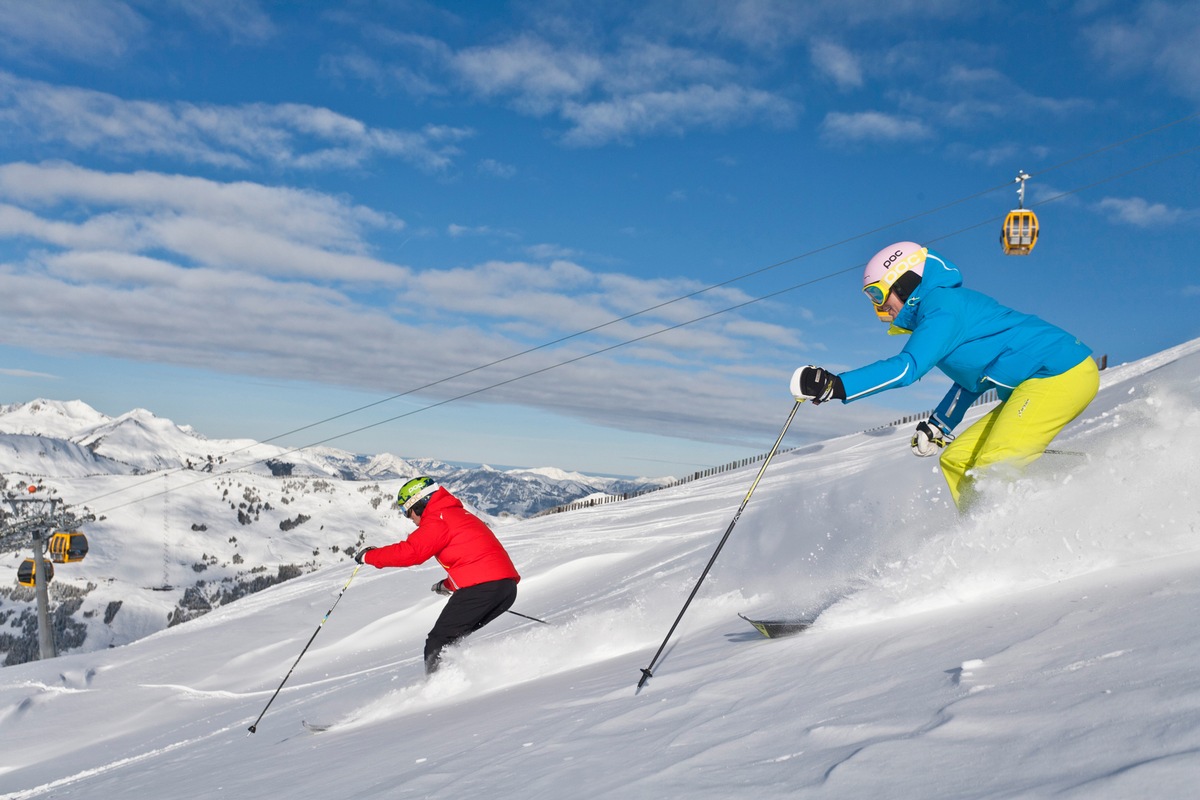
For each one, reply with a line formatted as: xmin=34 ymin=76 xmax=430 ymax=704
xmin=1 ymin=338 xmax=1199 ymax=799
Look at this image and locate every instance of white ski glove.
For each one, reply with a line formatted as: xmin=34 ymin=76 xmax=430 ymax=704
xmin=790 ymin=366 xmax=844 ymax=405
xmin=910 ymin=419 xmax=951 ymax=457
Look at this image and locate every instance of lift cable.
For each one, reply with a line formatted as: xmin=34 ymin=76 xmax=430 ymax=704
xmin=89 ymin=110 xmax=1200 ymax=468
xmin=8 ymin=123 xmax=1196 ymax=530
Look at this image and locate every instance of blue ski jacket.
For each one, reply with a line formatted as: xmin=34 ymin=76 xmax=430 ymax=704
xmin=837 ymin=248 xmax=1092 ymax=433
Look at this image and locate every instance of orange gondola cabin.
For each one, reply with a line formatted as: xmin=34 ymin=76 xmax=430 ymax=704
xmin=1002 ymin=209 xmax=1039 ymax=255
xmin=1001 ymin=170 xmax=1039 ymax=256
xmin=48 ymin=531 xmax=89 ymax=563
xmin=17 ymin=558 xmax=53 ymax=587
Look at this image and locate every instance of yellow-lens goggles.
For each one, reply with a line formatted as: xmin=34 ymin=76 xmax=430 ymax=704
xmin=863 ymin=280 xmax=890 ymax=306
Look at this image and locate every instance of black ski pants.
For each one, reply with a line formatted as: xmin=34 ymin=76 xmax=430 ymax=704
xmin=424 ymin=578 xmax=517 ymax=674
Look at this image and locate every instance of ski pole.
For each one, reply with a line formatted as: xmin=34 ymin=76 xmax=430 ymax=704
xmin=637 ymin=399 xmax=804 ymax=691
xmin=506 ymin=609 xmax=550 ymax=624
xmin=248 ymin=564 xmax=361 ymax=734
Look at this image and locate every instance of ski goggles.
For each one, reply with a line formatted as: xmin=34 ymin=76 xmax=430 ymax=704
xmin=862 ymin=279 xmax=892 ymax=307
xmin=863 ymin=279 xmax=901 ymax=322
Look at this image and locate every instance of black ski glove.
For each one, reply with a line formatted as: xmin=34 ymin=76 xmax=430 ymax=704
xmin=431 ymin=579 xmax=452 ymax=596
xmin=790 ymin=366 xmax=846 ymax=405
xmin=348 ymin=546 xmax=376 ymax=564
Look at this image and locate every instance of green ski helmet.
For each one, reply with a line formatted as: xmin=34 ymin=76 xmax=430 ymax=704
xmin=397 ymin=476 xmax=440 ymax=516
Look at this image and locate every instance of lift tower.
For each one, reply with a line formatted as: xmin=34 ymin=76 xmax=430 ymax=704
xmin=3 ymin=486 xmax=89 ymax=661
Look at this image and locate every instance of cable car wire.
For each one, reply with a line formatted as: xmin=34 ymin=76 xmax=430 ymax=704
xmin=64 ymin=137 xmax=1200 ymax=522
xmin=117 ymin=109 xmax=1200 ymax=459
xmin=7 ymin=117 xmax=1198 ymax=528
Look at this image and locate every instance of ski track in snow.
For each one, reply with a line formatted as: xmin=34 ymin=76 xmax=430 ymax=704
xmin=1 ymin=726 xmax=236 ymax=800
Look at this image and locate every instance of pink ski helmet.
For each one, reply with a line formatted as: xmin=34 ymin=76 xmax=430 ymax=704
xmin=863 ymin=241 xmax=928 ymax=320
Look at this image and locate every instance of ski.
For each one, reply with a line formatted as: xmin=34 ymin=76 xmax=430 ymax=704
xmin=302 ymin=720 xmax=332 ymax=733
xmin=739 ymin=613 xmax=814 ymax=639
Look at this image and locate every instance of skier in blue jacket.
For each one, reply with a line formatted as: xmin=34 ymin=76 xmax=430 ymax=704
xmin=791 ymin=241 xmax=1099 ymax=509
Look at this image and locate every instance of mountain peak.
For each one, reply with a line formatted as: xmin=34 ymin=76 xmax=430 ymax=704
xmin=0 ymin=399 xmax=112 ymax=439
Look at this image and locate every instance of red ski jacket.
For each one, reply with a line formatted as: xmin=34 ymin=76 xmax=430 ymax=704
xmin=364 ymin=488 xmax=520 ymax=591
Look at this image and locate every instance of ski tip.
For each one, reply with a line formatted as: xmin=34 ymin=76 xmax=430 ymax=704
xmin=739 ymin=613 xmax=815 ymax=638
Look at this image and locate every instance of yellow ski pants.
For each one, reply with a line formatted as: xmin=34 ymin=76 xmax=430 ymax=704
xmin=940 ymin=357 xmax=1099 ymax=509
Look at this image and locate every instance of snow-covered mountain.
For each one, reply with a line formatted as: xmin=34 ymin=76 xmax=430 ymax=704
xmin=0 ymin=399 xmax=111 ymax=439
xmin=0 ymin=399 xmax=671 ymax=666
xmin=0 ymin=399 xmax=670 ymax=511
xmin=1 ymin=338 xmax=1198 ymax=798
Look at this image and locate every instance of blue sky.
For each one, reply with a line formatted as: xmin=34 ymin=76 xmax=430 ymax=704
xmin=0 ymin=1 xmax=1197 ymax=477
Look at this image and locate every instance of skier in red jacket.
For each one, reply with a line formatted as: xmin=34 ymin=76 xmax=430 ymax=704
xmin=350 ymin=476 xmax=520 ymax=674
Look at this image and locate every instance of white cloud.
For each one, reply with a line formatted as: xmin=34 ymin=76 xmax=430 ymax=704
xmin=958 ymin=143 xmax=1022 ymax=168
xmin=0 ymin=161 xmax=400 ymax=238
xmin=0 ymin=247 xmax=803 ymax=446
xmin=721 ymin=318 xmax=803 ymax=348
xmin=0 ymin=367 xmax=58 ymax=379
xmin=1095 ymin=196 xmax=1192 ymax=228
xmin=0 ymin=0 xmax=275 ymax=66
xmin=819 ymin=110 xmax=934 ymax=144
xmin=0 ymin=162 xmax=408 ymax=282
xmin=453 ymin=35 xmax=604 ymax=114
xmin=0 ymin=72 xmax=471 ymax=172
xmin=165 ymin=0 xmax=275 ymax=43
xmin=0 ymin=162 xmax=802 ymax=446
xmin=444 ymin=35 xmax=795 ymax=146
xmin=810 ymin=40 xmax=863 ymax=90
xmin=1084 ymin=1 xmax=1200 ymax=99
xmin=600 ymin=39 xmax=738 ymax=93
xmin=0 ymin=256 xmax=411 ymax=383
xmin=911 ymin=66 xmax=1094 ymax=127
xmin=0 ymin=1 xmax=145 ymax=64
xmin=477 ymin=158 xmax=517 ymax=178
xmin=524 ymin=243 xmax=582 ymax=260
xmin=446 ymin=223 xmax=517 ymax=239
xmin=562 ymin=84 xmax=794 ymax=146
